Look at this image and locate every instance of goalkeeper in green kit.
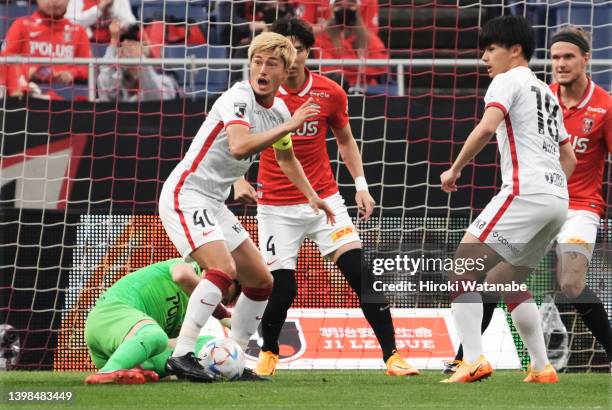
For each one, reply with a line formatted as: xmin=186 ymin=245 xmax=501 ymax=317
xmin=84 ymin=258 xmax=234 ymax=385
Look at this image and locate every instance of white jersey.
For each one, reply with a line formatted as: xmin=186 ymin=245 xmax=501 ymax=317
xmin=163 ymin=81 xmax=292 ymax=203
xmin=484 ymin=66 xmax=570 ymax=199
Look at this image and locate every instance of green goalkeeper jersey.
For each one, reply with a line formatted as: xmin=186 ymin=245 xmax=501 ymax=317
xmin=98 ymin=258 xmax=202 ymax=338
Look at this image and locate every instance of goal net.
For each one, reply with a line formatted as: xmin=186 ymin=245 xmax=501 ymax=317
xmin=0 ymin=0 xmax=610 ymax=372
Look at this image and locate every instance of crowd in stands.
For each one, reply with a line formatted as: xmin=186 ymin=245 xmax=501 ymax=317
xmin=0 ymin=0 xmax=390 ymax=101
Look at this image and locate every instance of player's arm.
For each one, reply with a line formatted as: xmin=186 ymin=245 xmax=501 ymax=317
xmin=440 ymin=105 xmax=504 ymax=192
xmin=170 ymin=263 xmax=201 ymax=295
xmin=226 ymin=98 xmax=320 ymax=160
xmin=332 ymin=124 xmax=375 ymax=220
xmin=558 ymin=141 xmax=577 ymax=179
xmin=233 ymin=176 xmax=257 ymax=204
xmin=274 ymin=144 xmax=336 ymax=225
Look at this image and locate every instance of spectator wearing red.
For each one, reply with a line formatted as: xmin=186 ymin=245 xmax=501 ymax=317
xmin=294 ymin=0 xmax=379 ymax=34
xmin=65 ymin=0 xmax=136 ymax=43
xmin=0 ymin=0 xmax=92 ymax=98
xmin=313 ymin=0 xmax=387 ymax=89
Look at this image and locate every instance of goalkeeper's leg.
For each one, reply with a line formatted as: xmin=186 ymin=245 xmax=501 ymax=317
xmin=85 ymin=304 xmax=168 ymax=384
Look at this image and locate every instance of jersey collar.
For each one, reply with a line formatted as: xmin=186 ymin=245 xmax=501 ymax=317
xmin=278 ymin=68 xmax=313 ymax=97
xmin=556 ymin=77 xmax=594 ymax=110
xmin=32 ymin=11 xmax=69 ymax=27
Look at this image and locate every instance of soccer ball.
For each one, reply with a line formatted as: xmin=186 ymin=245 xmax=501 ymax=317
xmin=199 ymin=338 xmax=245 ymax=381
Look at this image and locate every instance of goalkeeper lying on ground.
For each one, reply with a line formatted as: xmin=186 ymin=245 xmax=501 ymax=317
xmin=84 ymin=258 xmax=234 ymax=385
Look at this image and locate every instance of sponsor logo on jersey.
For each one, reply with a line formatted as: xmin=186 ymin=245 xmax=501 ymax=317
xmin=587 ymin=106 xmax=606 ymax=114
xmin=29 ymin=41 xmax=75 ymax=58
xmin=544 ymin=171 xmax=566 ymax=188
xmin=295 ymin=120 xmax=319 ymax=137
xmin=571 ymin=135 xmax=589 ymax=153
xmin=491 ymin=231 xmax=520 ymax=256
xmin=309 ymin=91 xmax=330 ymax=98
xmin=234 ymin=102 xmax=247 ymax=118
xmin=582 ymin=117 xmax=594 ymax=133
xmin=563 ymin=237 xmax=593 ymax=253
xmin=331 ymin=226 xmax=355 ymax=242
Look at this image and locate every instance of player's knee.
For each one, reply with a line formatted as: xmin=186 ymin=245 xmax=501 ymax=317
xmin=271 ymin=269 xmax=297 ymax=303
xmin=560 ymin=277 xmax=586 ymax=299
xmin=137 ymin=325 xmax=169 ymax=357
xmin=250 ymin=272 xmax=274 ymax=290
xmin=210 ymin=261 xmax=237 ymax=279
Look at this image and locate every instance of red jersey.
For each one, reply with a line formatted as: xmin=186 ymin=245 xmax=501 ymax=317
xmin=257 ymin=69 xmax=350 ymax=205
xmin=0 ymin=11 xmax=91 ymax=95
xmin=550 ymin=79 xmax=612 ymax=216
xmin=314 ymin=30 xmax=388 ymax=86
xmin=294 ymin=0 xmax=379 ymax=33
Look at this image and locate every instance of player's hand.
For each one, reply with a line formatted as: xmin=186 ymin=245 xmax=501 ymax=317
xmin=288 ymin=97 xmax=319 ymax=131
xmin=54 ymin=71 xmax=74 ymax=84
xmin=440 ymin=168 xmax=461 ymax=193
xmin=355 ymin=190 xmax=375 ymax=221
xmin=309 ymin=196 xmax=336 ymax=225
xmin=233 ymin=178 xmax=257 ymax=205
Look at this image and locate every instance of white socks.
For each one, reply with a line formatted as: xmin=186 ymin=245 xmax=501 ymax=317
xmin=511 ymin=300 xmax=548 ymax=371
xmin=173 ymin=279 xmax=223 ymax=357
xmin=452 ymin=292 xmax=484 ymax=363
xmin=231 ymin=293 xmax=269 ymax=351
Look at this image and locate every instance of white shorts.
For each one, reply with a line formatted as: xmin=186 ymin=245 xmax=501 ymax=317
xmin=555 ymin=209 xmax=600 ymax=262
xmin=257 ymin=193 xmax=361 ymax=271
xmin=159 ymin=187 xmax=249 ymax=258
xmin=467 ymin=192 xmax=568 ymax=268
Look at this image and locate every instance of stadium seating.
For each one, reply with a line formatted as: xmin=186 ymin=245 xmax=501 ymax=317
xmin=162 ymin=44 xmax=229 ymax=96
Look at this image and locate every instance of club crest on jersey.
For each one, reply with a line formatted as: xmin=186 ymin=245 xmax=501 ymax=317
xmin=63 ymin=31 xmax=72 ymax=42
xmin=582 ymin=117 xmax=594 ymax=133
xmin=234 ymin=102 xmax=247 ymax=118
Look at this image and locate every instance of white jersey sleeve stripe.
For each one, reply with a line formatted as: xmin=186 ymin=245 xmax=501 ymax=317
xmin=172 ymin=120 xmax=225 ymax=251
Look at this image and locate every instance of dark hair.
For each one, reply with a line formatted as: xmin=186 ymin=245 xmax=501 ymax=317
xmin=269 ymin=18 xmax=315 ymax=49
xmin=478 ymin=15 xmax=535 ymax=61
xmin=120 ymin=24 xmax=141 ymax=43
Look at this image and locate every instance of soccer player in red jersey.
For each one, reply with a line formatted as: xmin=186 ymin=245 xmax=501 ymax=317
xmin=549 ymin=26 xmax=612 ymax=367
xmin=0 ymin=0 xmax=91 ymax=97
xmin=233 ymin=18 xmax=418 ymax=377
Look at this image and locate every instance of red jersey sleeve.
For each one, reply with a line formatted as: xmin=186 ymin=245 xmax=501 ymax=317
xmin=1 ymin=18 xmax=29 ymax=94
xmin=329 ymin=84 xmax=349 ymax=129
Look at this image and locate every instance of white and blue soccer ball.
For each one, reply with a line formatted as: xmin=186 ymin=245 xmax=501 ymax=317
xmin=198 ymin=338 xmax=245 ymax=381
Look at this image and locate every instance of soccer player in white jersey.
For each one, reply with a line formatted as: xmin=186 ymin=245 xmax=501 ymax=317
xmin=158 ymin=32 xmax=335 ymax=382
xmin=439 ymin=15 xmax=577 ymax=383
xmin=234 ymin=18 xmax=418 ymax=377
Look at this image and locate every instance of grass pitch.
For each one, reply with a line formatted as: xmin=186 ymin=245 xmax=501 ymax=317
xmin=0 ymin=370 xmax=609 ymax=409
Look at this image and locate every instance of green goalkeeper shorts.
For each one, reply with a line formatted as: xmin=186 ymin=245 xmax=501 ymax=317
xmin=85 ymin=298 xmax=155 ymax=369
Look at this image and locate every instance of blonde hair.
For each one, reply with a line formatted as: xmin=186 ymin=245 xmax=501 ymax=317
xmin=248 ymin=32 xmax=297 ymax=68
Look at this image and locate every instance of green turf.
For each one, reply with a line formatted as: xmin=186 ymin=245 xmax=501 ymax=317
xmin=0 ymin=371 xmax=610 ymax=409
